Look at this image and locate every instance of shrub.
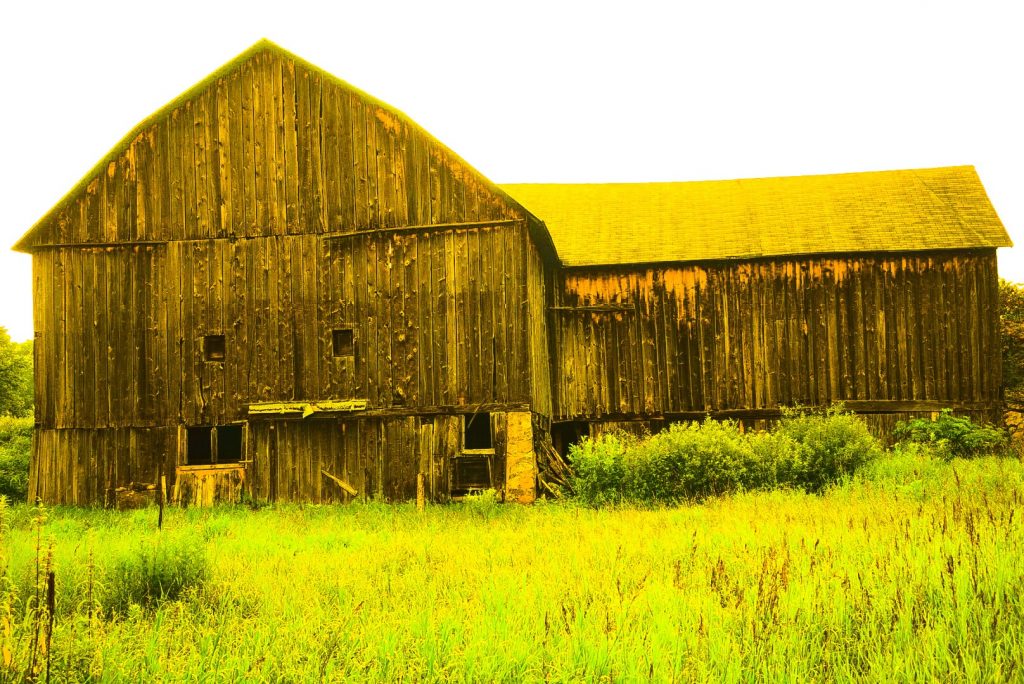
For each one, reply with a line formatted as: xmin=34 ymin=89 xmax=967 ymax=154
xmin=893 ymin=409 xmax=1008 ymax=460
xmin=775 ymin=406 xmax=883 ymax=492
xmin=0 ymin=416 xmax=32 ymax=501
xmin=631 ymin=420 xmax=752 ymax=503
xmin=104 ymin=533 xmax=208 ymax=614
xmin=568 ymin=433 xmax=633 ymax=506
xmin=567 ymin=406 xmax=882 ymax=506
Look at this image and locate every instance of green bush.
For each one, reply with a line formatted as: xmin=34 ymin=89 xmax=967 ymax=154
xmin=893 ymin=409 xmax=1007 ymax=460
xmin=775 ymin=406 xmax=883 ymax=492
xmin=463 ymin=488 xmax=502 ymax=519
xmin=0 ymin=416 xmax=32 ymax=501
xmin=631 ymin=420 xmax=752 ymax=503
xmin=104 ymin=533 xmax=208 ymax=614
xmin=568 ymin=406 xmax=882 ymax=506
xmin=568 ymin=432 xmax=633 ymax=506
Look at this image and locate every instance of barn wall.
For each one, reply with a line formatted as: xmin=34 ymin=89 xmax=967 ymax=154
xmin=26 ymin=49 xmax=524 ymax=249
xmin=30 ymin=427 xmax=177 ymax=505
xmin=323 ymin=223 xmax=534 ymax=409
xmin=30 ymin=411 xmax=541 ymax=506
xmin=212 ymin=411 xmax=530 ymax=505
xmin=32 ymin=221 xmax=536 ymax=434
xmin=527 ymin=234 xmax=554 ymax=418
xmin=553 ymin=250 xmax=1001 ymax=420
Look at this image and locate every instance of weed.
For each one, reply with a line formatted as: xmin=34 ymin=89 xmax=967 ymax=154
xmin=103 ymin=533 xmax=208 ymax=615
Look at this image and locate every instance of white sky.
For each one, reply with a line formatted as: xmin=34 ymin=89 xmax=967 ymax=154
xmin=1 ymin=0 xmax=1022 ymax=343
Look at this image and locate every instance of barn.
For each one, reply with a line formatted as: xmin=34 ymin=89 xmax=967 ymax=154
xmin=13 ymin=40 xmax=1012 ymax=505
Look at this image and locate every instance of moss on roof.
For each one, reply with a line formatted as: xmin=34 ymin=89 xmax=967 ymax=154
xmin=500 ymin=166 xmax=1011 ymax=267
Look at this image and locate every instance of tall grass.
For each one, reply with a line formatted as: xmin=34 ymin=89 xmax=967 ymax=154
xmin=1 ymin=451 xmax=1023 ymax=682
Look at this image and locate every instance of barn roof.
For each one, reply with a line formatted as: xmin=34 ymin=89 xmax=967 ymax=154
xmin=500 ymin=166 xmax=1011 ymax=267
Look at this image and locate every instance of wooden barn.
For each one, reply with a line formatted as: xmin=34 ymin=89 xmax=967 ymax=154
xmin=501 ymin=172 xmax=1012 ymax=447
xmin=14 ymin=40 xmax=1012 ymax=505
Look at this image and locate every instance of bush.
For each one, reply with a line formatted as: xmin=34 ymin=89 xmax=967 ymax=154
xmin=893 ymin=409 xmax=1008 ymax=460
xmin=568 ymin=433 xmax=633 ymax=506
xmin=463 ymin=488 xmax=502 ymax=519
xmin=0 ymin=416 xmax=32 ymax=501
xmin=568 ymin=406 xmax=882 ymax=506
xmin=104 ymin=533 xmax=208 ymax=614
xmin=631 ymin=420 xmax=752 ymax=503
xmin=775 ymin=406 xmax=883 ymax=492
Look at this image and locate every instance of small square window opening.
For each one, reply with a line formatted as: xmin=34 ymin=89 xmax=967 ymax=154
xmin=185 ymin=425 xmax=244 ymax=465
xmin=332 ymin=328 xmax=354 ymax=357
xmin=203 ymin=335 xmax=226 ymax=362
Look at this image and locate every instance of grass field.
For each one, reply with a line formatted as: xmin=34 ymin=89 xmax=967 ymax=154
xmin=2 ymin=451 xmax=1023 ymax=682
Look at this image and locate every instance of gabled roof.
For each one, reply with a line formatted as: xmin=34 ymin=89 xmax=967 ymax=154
xmin=500 ymin=166 xmax=1011 ymax=267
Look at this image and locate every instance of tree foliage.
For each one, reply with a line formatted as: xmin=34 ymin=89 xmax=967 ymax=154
xmin=0 ymin=327 xmax=33 ymax=417
xmin=1000 ymin=279 xmax=1024 ymax=405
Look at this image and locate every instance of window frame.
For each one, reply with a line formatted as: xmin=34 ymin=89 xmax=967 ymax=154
xmin=181 ymin=423 xmax=247 ymax=468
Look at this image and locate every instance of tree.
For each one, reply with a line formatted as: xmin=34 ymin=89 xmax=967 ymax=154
xmin=0 ymin=327 xmax=33 ymax=417
xmin=999 ymin=279 xmax=1024 ymax=406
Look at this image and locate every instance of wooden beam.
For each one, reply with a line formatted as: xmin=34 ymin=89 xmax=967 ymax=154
xmin=321 ymin=219 xmax=520 ymax=241
xmin=247 ymin=399 xmax=368 ymax=417
xmin=554 ymin=400 xmax=1002 ymax=424
xmin=32 ymin=240 xmax=167 ymax=249
xmin=245 ymin=401 xmax=532 ymax=421
xmin=321 ymin=469 xmax=358 ymax=496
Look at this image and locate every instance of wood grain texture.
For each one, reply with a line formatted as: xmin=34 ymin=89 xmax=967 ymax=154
xmin=553 ymin=251 xmax=1001 ymax=422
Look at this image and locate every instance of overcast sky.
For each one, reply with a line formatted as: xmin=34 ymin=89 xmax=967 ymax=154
xmin=1 ymin=0 xmax=1021 ymax=342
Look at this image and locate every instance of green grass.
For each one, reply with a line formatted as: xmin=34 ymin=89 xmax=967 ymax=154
xmin=2 ymin=453 xmax=1023 ymax=682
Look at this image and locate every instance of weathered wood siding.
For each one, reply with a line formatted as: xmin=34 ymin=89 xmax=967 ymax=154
xmin=32 ymin=222 xmax=536 ymax=433
xmin=554 ymin=250 xmax=1001 ymax=420
xmin=30 ymin=411 xmax=532 ymax=505
xmin=324 ymin=224 xmax=535 ymax=409
xmin=231 ymin=411 xmax=523 ymax=504
xmin=24 ymin=49 xmax=523 ymax=249
xmin=25 ymin=45 xmax=561 ymax=505
xmin=527 ymin=237 xmax=554 ymax=418
xmin=31 ymin=427 xmax=177 ymax=505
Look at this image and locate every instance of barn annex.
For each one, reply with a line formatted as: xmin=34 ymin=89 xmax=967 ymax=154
xmin=14 ymin=41 xmax=1012 ymax=505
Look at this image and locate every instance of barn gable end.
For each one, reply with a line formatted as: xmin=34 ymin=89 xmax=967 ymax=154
xmin=22 ymin=41 xmax=554 ymax=505
xmin=13 ymin=40 xmax=556 ymax=259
